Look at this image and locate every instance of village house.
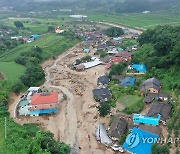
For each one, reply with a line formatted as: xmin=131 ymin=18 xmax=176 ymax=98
xmin=55 ymin=27 xmax=64 ymax=34
xmin=97 ymin=44 xmax=108 ymax=51
xmin=138 ymin=125 xmax=161 ymax=136
xmin=120 ymin=77 xmax=135 ymax=87
xmin=29 ymin=92 xmax=59 ymax=116
xmin=97 ymin=76 xmax=110 ymax=87
xmin=93 ymin=88 xmax=112 ymax=102
xmin=108 ymin=116 xmax=128 ymax=141
xmin=144 ymin=92 xmax=169 ymax=103
xmin=140 ymin=78 xmax=161 ymax=95
xmin=111 ymin=57 xmax=125 ymax=64
xmin=147 ymin=101 xmax=172 ymax=125
xmin=114 ymin=52 xmax=132 ymax=61
xmin=107 ymin=48 xmax=119 ymax=55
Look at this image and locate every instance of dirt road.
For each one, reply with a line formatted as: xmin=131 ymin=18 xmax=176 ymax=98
xmin=98 ymin=21 xmax=144 ymax=34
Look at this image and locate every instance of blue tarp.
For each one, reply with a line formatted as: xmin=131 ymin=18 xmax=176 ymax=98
xmin=121 ymin=77 xmax=135 ymax=86
xmin=123 ymin=127 xmax=159 ymax=154
xmin=113 ymin=37 xmax=122 ymax=41
xmin=30 ymin=108 xmax=58 ymax=115
xmin=30 ymin=34 xmax=41 ymax=39
xmin=132 ymin=64 xmax=147 ymax=73
xmin=83 ymin=48 xmax=90 ymax=53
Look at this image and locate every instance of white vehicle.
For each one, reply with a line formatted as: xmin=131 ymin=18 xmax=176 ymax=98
xmin=111 ymin=144 xmax=124 ymax=153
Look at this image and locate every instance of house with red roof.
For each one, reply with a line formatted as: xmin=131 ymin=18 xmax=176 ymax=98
xmin=114 ymin=52 xmax=132 ymax=61
xmin=29 ymin=92 xmax=59 ymax=116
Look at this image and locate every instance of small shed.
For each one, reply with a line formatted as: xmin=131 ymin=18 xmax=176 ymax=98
xmin=158 ymin=92 xmax=169 ymax=101
xmin=147 ymin=102 xmax=172 ymax=124
xmin=144 ymin=93 xmax=158 ymax=103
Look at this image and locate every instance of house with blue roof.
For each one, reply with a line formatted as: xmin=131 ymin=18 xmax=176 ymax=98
xmin=131 ymin=64 xmax=147 ymax=73
xmin=123 ymin=127 xmax=159 ymax=154
xmin=120 ymin=77 xmax=135 ymax=87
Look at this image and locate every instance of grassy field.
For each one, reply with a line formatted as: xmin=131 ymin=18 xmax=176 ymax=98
xmin=0 ymin=62 xmax=25 ymax=84
xmin=117 ymin=95 xmax=142 ymax=107
xmin=2 ymin=16 xmax=69 ymax=34
xmin=0 ymin=33 xmax=79 ymax=62
xmin=87 ymin=12 xmax=180 ymax=28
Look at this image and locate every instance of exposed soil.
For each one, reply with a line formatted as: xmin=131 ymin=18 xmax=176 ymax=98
xmin=9 ymin=43 xmax=114 ymax=154
xmin=0 ymin=72 xmax=5 ymax=80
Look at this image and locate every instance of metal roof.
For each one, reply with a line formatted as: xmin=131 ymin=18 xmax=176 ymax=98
xmin=82 ymin=58 xmax=102 ymax=69
xmin=95 ymin=123 xmax=112 ymax=146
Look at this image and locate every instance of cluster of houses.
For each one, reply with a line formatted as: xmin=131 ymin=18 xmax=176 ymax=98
xmin=94 ymin=77 xmax=172 ymax=153
xmin=18 ymin=87 xmax=59 ymax=117
xmin=73 ymin=27 xmax=139 ymax=72
xmin=11 ymin=34 xmax=41 ymax=43
xmin=0 ymin=28 xmax=16 ymax=38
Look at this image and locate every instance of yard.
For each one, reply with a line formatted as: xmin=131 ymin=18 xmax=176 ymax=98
xmin=117 ymin=95 xmax=142 ymax=108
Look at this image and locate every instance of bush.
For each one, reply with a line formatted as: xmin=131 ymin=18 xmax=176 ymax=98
xmin=98 ymin=102 xmax=111 ymax=117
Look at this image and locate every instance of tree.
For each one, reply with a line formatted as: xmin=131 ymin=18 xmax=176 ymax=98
xmin=48 ymin=26 xmax=55 ymax=33
xmin=152 ymin=143 xmax=169 ymax=154
xmin=105 ymin=27 xmax=124 ymax=37
xmin=98 ymin=102 xmax=111 ymax=117
xmin=12 ymin=82 xmax=24 ymax=94
xmin=14 ymin=21 xmax=24 ymax=28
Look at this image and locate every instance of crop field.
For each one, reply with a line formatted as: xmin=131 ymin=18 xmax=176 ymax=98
xmin=2 ymin=16 xmax=69 ymax=34
xmin=0 ymin=61 xmax=25 ymax=84
xmin=87 ymin=12 xmax=180 ymax=28
xmin=0 ymin=33 xmax=79 ymax=62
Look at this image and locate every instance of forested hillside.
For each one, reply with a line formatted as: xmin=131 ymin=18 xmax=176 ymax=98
xmin=1 ymin=0 xmax=180 ymax=14
xmin=134 ymin=25 xmax=180 ymax=93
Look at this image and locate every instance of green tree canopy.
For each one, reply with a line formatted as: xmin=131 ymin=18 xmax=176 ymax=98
xmin=14 ymin=21 xmax=24 ymax=28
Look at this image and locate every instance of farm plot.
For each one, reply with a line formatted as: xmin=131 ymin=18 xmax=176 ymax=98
xmin=0 ymin=61 xmax=25 ymax=84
